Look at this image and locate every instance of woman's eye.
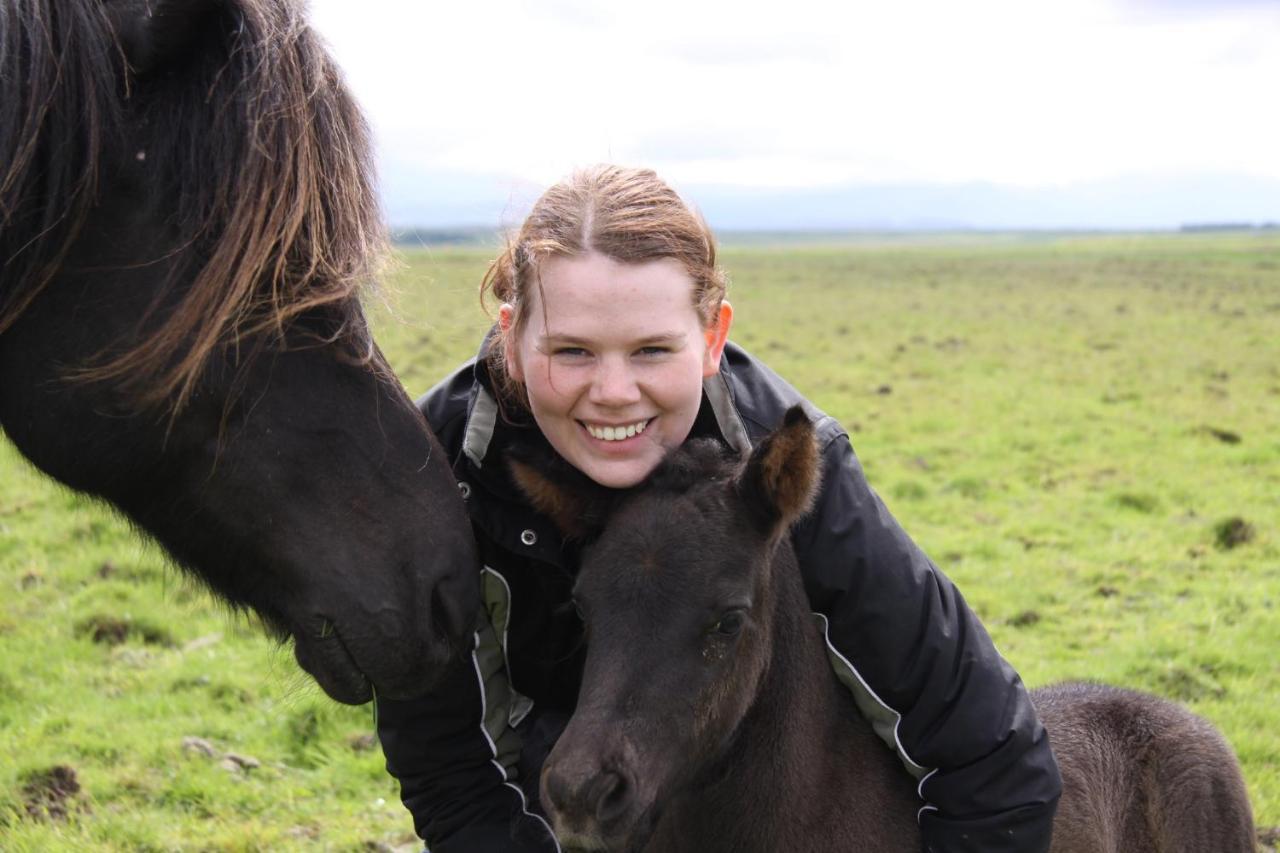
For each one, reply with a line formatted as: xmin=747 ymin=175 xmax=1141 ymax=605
xmin=637 ymin=346 xmax=669 ymax=356
xmin=554 ymin=347 xmax=589 ymax=358
xmin=711 ymin=611 xmax=745 ymax=637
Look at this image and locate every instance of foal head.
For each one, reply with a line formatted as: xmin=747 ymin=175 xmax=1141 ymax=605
xmin=0 ymin=0 xmax=477 ymax=703
xmin=512 ymin=406 xmax=821 ymax=851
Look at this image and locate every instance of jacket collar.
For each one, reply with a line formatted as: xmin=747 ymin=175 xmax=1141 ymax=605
xmin=463 ymin=385 xmax=500 ymax=469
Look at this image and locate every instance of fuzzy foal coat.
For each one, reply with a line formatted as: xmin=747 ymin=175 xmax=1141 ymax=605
xmin=536 ymin=414 xmax=1256 ymax=853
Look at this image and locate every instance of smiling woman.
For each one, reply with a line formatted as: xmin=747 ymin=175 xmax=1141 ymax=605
xmin=499 ymin=253 xmax=732 ymax=488
xmin=374 ymin=165 xmax=1061 ymax=853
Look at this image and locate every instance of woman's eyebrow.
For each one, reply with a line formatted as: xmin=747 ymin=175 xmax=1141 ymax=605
xmin=537 ymin=334 xmax=593 ymax=348
xmin=538 ymin=332 xmax=688 ymax=347
xmin=635 ymin=332 xmax=688 ymax=346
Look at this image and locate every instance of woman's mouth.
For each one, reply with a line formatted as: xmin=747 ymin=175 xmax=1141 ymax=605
xmin=582 ymin=418 xmax=652 ymax=442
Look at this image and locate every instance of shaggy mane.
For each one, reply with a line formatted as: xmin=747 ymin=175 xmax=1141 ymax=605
xmin=0 ymin=0 xmax=386 ymax=412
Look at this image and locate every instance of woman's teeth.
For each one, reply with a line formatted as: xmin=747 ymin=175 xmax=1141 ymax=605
xmin=586 ymin=420 xmax=649 ymax=441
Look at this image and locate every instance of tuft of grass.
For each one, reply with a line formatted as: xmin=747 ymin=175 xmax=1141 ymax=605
xmin=1111 ymin=492 xmax=1162 ymax=514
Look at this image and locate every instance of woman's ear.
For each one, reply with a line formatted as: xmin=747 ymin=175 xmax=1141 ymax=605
xmin=499 ymin=303 xmax=524 ymax=383
xmin=702 ymin=301 xmax=734 ymax=377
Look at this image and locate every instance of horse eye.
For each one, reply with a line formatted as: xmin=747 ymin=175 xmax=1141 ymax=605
xmin=711 ymin=610 xmax=745 ymax=637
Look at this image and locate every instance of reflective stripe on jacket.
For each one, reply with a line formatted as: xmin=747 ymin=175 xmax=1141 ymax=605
xmin=375 ymin=340 xmax=1062 ymax=853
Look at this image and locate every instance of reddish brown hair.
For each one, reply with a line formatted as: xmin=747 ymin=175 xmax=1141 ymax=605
xmin=480 ymin=165 xmax=727 ymax=408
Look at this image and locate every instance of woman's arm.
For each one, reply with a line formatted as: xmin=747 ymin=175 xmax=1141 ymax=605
xmin=792 ymin=432 xmax=1062 ymax=853
xmin=376 ymin=610 xmax=560 ymax=853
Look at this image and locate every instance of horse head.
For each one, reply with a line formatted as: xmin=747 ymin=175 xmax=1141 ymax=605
xmin=511 ymin=406 xmax=820 ymax=851
xmin=0 ymin=0 xmax=478 ymax=704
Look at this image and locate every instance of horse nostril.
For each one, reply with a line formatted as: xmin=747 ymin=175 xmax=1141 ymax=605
xmin=592 ymin=770 xmax=631 ymax=824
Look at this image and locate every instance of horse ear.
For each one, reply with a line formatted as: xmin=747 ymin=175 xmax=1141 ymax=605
xmin=507 ymin=452 xmax=616 ymax=541
xmin=735 ymin=405 xmax=821 ymax=536
xmin=105 ymin=0 xmax=224 ymax=75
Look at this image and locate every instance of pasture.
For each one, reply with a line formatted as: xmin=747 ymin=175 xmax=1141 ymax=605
xmin=2 ymin=232 xmax=1277 ymax=850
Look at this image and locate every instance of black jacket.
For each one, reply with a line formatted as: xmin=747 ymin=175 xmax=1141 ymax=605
xmin=377 ymin=341 xmax=1061 ymax=853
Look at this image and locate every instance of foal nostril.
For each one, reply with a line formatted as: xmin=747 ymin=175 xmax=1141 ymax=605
xmin=591 ymin=770 xmax=631 ymax=824
xmin=543 ymin=764 xmax=633 ymax=827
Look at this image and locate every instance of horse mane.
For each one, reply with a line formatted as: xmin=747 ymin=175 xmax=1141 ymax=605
xmin=1 ymin=0 xmax=121 ymax=336
xmin=643 ymin=438 xmax=739 ymax=495
xmin=0 ymin=0 xmax=386 ymax=412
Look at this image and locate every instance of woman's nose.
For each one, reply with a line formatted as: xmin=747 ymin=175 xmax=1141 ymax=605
xmin=589 ymin=356 xmax=642 ymax=406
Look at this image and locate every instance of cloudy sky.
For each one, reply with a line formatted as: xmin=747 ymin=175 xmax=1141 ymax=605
xmin=307 ymin=0 xmax=1280 ymax=229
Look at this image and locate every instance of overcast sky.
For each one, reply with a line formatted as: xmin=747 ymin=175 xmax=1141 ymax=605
xmin=306 ymin=0 xmax=1280 ymax=228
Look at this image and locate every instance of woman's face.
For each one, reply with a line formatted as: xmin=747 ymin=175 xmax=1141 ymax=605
xmin=503 ymin=252 xmax=731 ymax=489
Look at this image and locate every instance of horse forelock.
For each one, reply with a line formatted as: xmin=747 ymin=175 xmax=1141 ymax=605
xmin=1 ymin=0 xmax=388 ymax=413
xmin=643 ymin=438 xmax=739 ymax=496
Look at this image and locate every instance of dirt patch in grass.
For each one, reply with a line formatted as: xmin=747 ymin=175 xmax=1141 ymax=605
xmin=348 ymin=733 xmax=378 ymax=752
xmin=1213 ymin=517 xmax=1255 ymax=550
xmin=1008 ymin=610 xmax=1042 ymax=628
xmin=1199 ymin=425 xmax=1242 ymax=444
xmin=74 ymin=614 xmax=174 ymax=647
xmin=19 ymin=765 xmax=86 ymax=821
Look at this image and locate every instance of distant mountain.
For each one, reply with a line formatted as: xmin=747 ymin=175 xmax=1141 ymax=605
xmin=378 ymin=167 xmax=1280 ymax=232
xmin=378 ymin=165 xmax=541 ymax=231
xmin=681 ymin=174 xmax=1280 ymax=231
xmin=390 ymin=226 xmax=500 ymax=247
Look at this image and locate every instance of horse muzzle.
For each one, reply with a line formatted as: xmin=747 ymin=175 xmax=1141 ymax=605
xmin=290 ymin=600 xmax=471 ymax=704
xmin=543 ymin=750 xmax=661 ymax=853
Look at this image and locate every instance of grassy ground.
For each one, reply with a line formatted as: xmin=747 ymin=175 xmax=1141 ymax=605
xmin=2 ymin=232 xmax=1277 ymax=849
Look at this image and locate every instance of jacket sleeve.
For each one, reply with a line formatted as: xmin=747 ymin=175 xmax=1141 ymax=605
xmin=791 ymin=431 xmax=1062 ymax=853
xmin=376 ymin=609 xmax=560 ymax=853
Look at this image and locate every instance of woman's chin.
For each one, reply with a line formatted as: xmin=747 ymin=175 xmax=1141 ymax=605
xmin=571 ymin=444 xmax=664 ymax=489
xmin=576 ymin=458 xmax=658 ymax=490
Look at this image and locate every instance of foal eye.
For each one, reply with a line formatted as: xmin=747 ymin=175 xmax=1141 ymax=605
xmin=710 ymin=610 xmax=745 ymax=637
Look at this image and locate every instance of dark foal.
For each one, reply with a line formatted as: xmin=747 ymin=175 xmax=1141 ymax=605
xmin=513 ymin=408 xmax=1256 ymax=852
xmin=1 ymin=0 xmax=476 ymax=703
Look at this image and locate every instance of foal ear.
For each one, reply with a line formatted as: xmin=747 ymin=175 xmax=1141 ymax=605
xmin=735 ymin=405 xmax=821 ymax=536
xmin=105 ymin=0 xmax=224 ymax=75
xmin=507 ymin=453 xmax=616 ymax=541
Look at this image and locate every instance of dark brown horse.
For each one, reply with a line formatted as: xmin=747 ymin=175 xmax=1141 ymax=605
xmin=0 ymin=0 xmax=477 ymax=704
xmin=513 ymin=408 xmax=1256 ymax=852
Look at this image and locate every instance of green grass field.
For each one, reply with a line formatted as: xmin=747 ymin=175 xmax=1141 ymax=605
xmin=2 ymin=232 xmax=1277 ymax=850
